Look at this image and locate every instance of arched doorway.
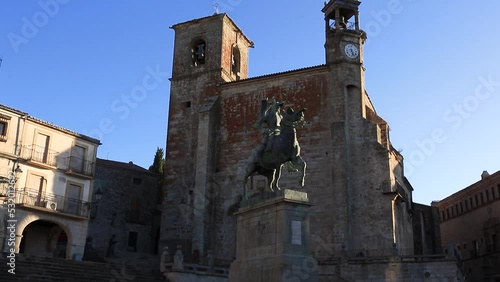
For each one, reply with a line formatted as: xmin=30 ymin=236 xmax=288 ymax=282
xmin=19 ymin=220 xmax=69 ymax=258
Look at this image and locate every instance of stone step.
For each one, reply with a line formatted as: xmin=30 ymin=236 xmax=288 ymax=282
xmin=0 ymin=253 xmax=162 ymax=282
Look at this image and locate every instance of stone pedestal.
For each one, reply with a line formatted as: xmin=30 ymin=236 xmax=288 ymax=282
xmin=229 ymin=189 xmax=318 ymax=282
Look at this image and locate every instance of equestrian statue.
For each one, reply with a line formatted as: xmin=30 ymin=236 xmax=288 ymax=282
xmin=243 ymin=99 xmax=307 ymax=199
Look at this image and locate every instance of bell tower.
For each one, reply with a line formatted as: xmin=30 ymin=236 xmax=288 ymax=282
xmin=162 ymin=13 xmax=253 ymax=259
xmin=323 ymin=0 xmax=366 ymax=65
xmin=321 ymin=1 xmax=414 ymax=256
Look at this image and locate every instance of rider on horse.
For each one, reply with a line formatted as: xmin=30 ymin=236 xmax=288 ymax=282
xmin=254 ymin=99 xmax=284 ymax=154
xmin=243 ymin=100 xmax=307 ymax=196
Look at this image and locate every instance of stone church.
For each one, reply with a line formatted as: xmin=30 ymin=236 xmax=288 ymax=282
xmin=160 ymin=1 xmax=461 ymax=280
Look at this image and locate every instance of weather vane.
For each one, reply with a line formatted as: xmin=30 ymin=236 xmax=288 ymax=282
xmin=213 ymin=2 xmax=219 ymax=14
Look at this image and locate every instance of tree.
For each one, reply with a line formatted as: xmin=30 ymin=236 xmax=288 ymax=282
xmin=149 ymin=147 xmax=165 ymax=202
xmin=149 ymin=147 xmax=165 ymax=175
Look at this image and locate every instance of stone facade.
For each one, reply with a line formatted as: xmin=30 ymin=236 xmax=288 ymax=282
xmin=318 ymin=259 xmax=461 ymax=282
xmin=412 ymin=203 xmax=443 ymax=256
xmin=432 ymin=170 xmax=500 ymax=281
xmin=0 ymin=103 xmax=100 ymax=260
xmin=86 ymin=158 xmax=161 ymax=261
xmin=161 ymin=1 xmax=461 ymax=280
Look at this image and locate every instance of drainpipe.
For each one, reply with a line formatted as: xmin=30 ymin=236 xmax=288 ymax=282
xmin=12 ymin=114 xmax=27 ymax=180
xmin=12 ymin=114 xmax=27 ymax=254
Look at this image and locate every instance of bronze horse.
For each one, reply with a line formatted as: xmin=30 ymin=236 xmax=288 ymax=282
xmin=243 ymin=107 xmax=307 ymax=198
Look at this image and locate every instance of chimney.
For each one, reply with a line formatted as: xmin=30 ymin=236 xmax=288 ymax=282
xmin=481 ymin=170 xmax=490 ymax=180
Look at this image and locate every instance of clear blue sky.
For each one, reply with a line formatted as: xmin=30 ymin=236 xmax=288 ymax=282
xmin=1 ymin=0 xmax=499 ymax=205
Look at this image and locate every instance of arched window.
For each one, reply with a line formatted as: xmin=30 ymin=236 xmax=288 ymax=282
xmin=231 ymin=46 xmax=241 ymax=78
xmin=191 ymin=39 xmax=206 ymax=66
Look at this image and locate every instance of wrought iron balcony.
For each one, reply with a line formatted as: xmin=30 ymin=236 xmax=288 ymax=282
xmin=64 ymin=156 xmax=94 ymax=177
xmin=2 ymin=186 xmax=90 ymax=218
xmin=21 ymin=145 xmax=59 ymax=167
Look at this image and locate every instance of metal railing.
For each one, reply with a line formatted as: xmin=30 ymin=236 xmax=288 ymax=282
xmin=21 ymin=145 xmax=59 ymax=167
xmin=65 ymin=156 xmax=94 ymax=177
xmin=4 ymin=186 xmax=90 ymax=218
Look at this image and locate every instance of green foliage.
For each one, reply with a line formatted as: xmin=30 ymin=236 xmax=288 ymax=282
xmin=149 ymin=147 xmax=165 ymax=202
xmin=149 ymin=147 xmax=165 ymax=175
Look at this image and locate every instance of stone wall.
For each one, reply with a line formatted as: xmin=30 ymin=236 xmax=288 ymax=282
xmin=87 ymin=159 xmax=161 ymax=261
xmin=166 ymin=271 xmax=227 ymax=282
xmin=319 ymin=259 xmax=462 ymax=282
xmin=412 ymin=203 xmax=442 ymax=256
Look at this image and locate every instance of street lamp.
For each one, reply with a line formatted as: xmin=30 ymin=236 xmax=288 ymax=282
xmin=94 ymin=188 xmax=103 ymax=203
xmin=14 ymin=164 xmax=23 ymax=184
xmin=89 ymin=187 xmax=103 ymax=219
xmin=14 ymin=165 xmax=23 ymax=174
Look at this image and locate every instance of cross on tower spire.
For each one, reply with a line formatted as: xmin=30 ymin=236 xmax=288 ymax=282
xmin=213 ymin=2 xmax=219 ymax=14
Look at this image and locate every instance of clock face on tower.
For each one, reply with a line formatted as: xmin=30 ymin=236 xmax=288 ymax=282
xmin=344 ymin=43 xmax=359 ymax=59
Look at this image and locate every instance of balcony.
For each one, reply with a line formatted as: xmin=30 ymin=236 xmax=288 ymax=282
xmin=1 ymin=186 xmax=90 ymax=219
xmin=21 ymin=145 xmax=59 ymax=168
xmin=64 ymin=156 xmax=94 ymax=179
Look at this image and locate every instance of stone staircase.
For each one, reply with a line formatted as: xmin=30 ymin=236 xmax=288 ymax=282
xmin=0 ymin=253 xmax=163 ymax=282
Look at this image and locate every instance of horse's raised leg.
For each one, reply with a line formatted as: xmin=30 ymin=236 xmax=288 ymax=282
xmin=266 ymin=170 xmax=276 ymax=192
xmin=273 ymin=165 xmax=283 ymax=191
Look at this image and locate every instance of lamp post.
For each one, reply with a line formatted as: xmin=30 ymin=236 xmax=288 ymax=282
xmin=14 ymin=164 xmax=22 ymax=182
xmin=90 ymin=187 xmax=103 ymax=219
xmin=94 ymin=188 xmax=103 ymax=202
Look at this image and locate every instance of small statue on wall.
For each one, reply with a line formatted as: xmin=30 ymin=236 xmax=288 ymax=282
xmin=173 ymin=245 xmax=184 ymax=270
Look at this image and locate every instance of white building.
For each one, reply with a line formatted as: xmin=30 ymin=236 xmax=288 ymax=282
xmin=0 ymin=104 xmax=100 ymax=260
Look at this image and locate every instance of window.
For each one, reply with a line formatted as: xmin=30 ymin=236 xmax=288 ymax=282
xmin=460 ymin=202 xmax=464 ymax=213
xmin=0 ymin=114 xmax=10 ymax=141
xmin=486 ymin=190 xmax=490 ymax=202
xmin=35 ymin=132 xmax=50 ymax=164
xmin=480 ymin=192 xmax=484 ymax=204
xmin=191 ymin=39 xmax=206 ymax=66
xmin=465 ymin=199 xmax=469 ymax=211
xmin=26 ymin=172 xmax=47 ymax=206
xmin=446 ymin=208 xmax=450 ymax=218
xmin=127 ymin=196 xmax=141 ymax=223
xmin=65 ymin=182 xmax=83 ymax=215
xmin=128 ymin=231 xmax=138 ymax=252
xmin=473 ymin=240 xmax=479 ymax=257
xmin=475 ymin=195 xmax=479 ymax=207
xmin=231 ymin=46 xmax=241 ymax=79
xmin=0 ymin=121 xmax=7 ymax=140
xmin=441 ymin=210 xmax=445 ymax=221
xmin=69 ymin=145 xmax=86 ymax=174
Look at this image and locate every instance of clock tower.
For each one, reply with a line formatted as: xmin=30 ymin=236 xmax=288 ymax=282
xmin=323 ymin=0 xmax=367 ymax=124
xmin=323 ymin=0 xmax=366 ymax=65
xmin=321 ymin=0 xmax=408 ymax=254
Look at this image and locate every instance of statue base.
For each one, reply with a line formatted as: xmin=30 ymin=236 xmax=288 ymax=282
xmin=228 ymin=189 xmax=318 ymax=282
